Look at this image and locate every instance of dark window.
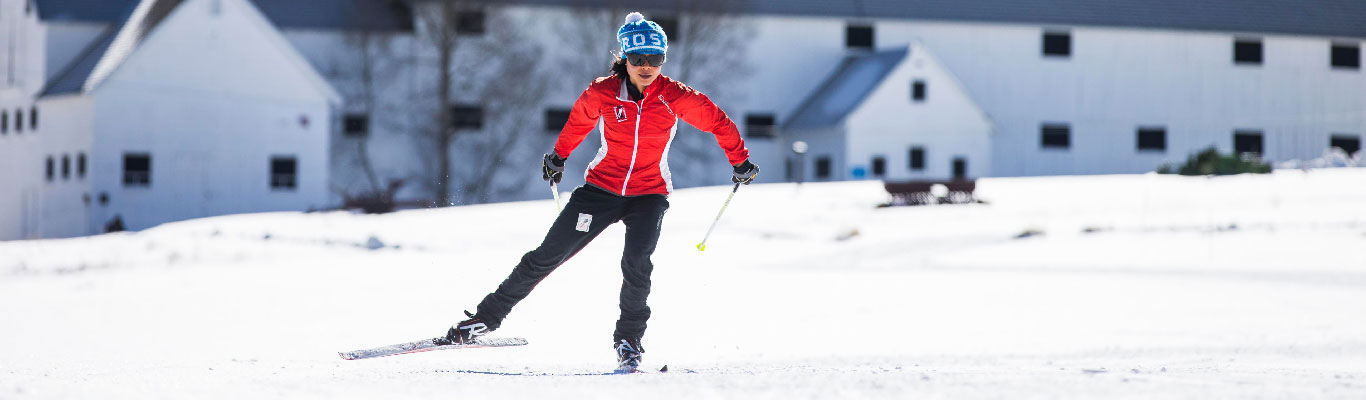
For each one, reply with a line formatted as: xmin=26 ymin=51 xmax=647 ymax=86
xmin=909 ymin=147 xmax=925 ymax=170
xmin=652 ymin=16 xmax=678 ymax=42
xmin=1137 ymin=127 xmax=1167 ymax=151
xmin=77 ymin=153 xmax=87 ymax=179
xmin=1 ymin=110 xmax=7 ymax=134
xmin=1234 ymin=39 xmax=1263 ymax=64
xmin=1331 ymin=134 xmax=1361 ymax=155
xmin=1233 ymin=130 xmax=1264 ymax=157
xmin=871 ymin=156 xmax=886 ymax=177
xmin=544 ymin=108 xmax=570 ymax=132
xmin=911 ymin=80 xmax=926 ymax=102
xmin=343 ymin=114 xmax=369 ymax=137
xmin=451 ymin=105 xmax=482 ymax=130
xmin=815 ymin=156 xmax=832 ymax=179
xmin=14 ymin=109 xmax=22 ymax=133
xmin=123 ymin=153 xmax=151 ymax=187
xmin=846 ymin=25 xmax=873 ymax=49
xmin=45 ymin=156 xmax=55 ymax=182
xmin=1043 ymin=31 xmax=1071 ymax=57
xmin=745 ymin=114 xmax=776 ymax=139
xmin=952 ymin=157 xmax=967 ymax=180
xmin=270 ymin=156 xmax=298 ymax=190
xmin=61 ymin=154 xmax=71 ymax=180
xmin=456 ymin=11 xmax=485 ymax=35
xmin=30 ymin=107 xmax=37 ymax=131
xmin=1332 ymin=43 xmax=1360 ymax=69
xmin=1041 ymin=124 xmax=1071 ymax=149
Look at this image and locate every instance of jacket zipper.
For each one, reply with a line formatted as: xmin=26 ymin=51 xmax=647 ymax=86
xmin=620 ymin=100 xmax=642 ymax=196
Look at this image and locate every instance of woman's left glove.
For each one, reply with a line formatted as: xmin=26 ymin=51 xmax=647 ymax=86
xmin=542 ymin=153 xmax=566 ymax=183
xmin=732 ymin=159 xmax=759 ymax=184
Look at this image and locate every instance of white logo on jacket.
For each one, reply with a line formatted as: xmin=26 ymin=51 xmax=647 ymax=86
xmin=614 ymin=105 xmax=628 ymax=122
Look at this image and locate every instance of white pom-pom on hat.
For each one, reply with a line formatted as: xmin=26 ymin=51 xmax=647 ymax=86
xmin=624 ymin=12 xmax=645 ymax=24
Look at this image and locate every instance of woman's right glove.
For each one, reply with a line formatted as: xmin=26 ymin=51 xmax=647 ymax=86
xmin=732 ymin=159 xmax=759 ymax=184
xmin=542 ymin=153 xmax=566 ymax=183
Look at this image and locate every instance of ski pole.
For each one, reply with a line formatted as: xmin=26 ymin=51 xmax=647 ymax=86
xmin=696 ymin=182 xmax=741 ymax=251
xmin=551 ymin=181 xmax=562 ymax=212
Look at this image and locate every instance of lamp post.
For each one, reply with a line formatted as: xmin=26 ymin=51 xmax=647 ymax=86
xmin=792 ymin=140 xmax=808 ymax=185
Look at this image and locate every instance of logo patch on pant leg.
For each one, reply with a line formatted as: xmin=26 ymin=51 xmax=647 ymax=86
xmin=576 ymin=213 xmax=593 ymax=232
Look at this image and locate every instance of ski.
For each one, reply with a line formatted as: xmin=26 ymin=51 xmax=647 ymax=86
xmin=613 ymin=364 xmax=670 ymax=374
xmin=338 ymin=337 xmax=528 ymax=360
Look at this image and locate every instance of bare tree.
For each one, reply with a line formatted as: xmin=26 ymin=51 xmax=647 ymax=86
xmin=412 ymin=1 xmax=549 ymax=206
xmin=326 ymin=5 xmax=415 ymax=212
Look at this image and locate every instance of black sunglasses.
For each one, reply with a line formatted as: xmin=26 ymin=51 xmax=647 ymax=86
xmin=625 ymin=53 xmax=667 ymax=67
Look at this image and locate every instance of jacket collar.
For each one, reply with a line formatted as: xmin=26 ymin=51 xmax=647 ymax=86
xmin=617 ymin=75 xmax=668 ymax=102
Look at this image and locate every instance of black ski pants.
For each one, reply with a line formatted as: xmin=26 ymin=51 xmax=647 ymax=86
xmin=475 ymin=184 xmax=669 ymax=343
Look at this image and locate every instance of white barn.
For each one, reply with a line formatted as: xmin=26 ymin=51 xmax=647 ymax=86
xmin=0 ymin=0 xmax=338 ymax=240
xmin=782 ymin=43 xmax=992 ymax=182
xmin=7 ymin=0 xmax=1366 ymax=239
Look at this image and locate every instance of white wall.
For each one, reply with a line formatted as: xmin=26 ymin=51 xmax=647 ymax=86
xmin=30 ymin=94 xmax=95 ymax=238
xmin=0 ymin=0 xmax=44 ymax=92
xmin=0 ymin=0 xmax=50 ymax=240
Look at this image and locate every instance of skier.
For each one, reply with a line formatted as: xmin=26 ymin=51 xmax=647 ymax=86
xmin=444 ymin=12 xmax=759 ymax=371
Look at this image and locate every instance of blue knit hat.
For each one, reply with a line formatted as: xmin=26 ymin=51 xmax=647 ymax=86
xmin=617 ymin=12 xmax=667 ymax=55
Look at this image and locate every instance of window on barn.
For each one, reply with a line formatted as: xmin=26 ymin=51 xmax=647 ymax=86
xmin=1233 ymin=130 xmax=1264 ymax=157
xmin=745 ymin=114 xmax=776 ymax=139
xmin=78 ymin=153 xmax=87 ymax=179
xmin=909 ymin=147 xmax=925 ymax=170
xmin=815 ymin=156 xmax=832 ymax=179
xmin=343 ymin=113 xmax=369 ymax=137
xmin=270 ymin=156 xmax=298 ymax=190
xmin=1234 ymin=38 xmax=1263 ymax=65
xmin=123 ymin=153 xmax=151 ymax=187
xmin=1041 ymin=124 xmax=1071 ymax=149
xmin=1043 ymin=31 xmax=1071 ymax=57
xmin=871 ymin=156 xmax=886 ymax=177
xmin=652 ymin=16 xmax=678 ymax=42
xmin=911 ymin=80 xmax=926 ymax=102
xmin=456 ymin=10 xmax=485 ymax=35
xmin=45 ymin=156 xmax=55 ymax=182
xmin=1330 ymin=134 xmax=1361 ymax=155
xmin=846 ymin=24 xmax=873 ymax=50
xmin=1331 ymin=43 xmax=1361 ymax=69
xmin=1137 ymin=127 xmax=1167 ymax=151
xmin=451 ymin=105 xmax=482 ymax=130
xmin=544 ymin=108 xmax=570 ymax=133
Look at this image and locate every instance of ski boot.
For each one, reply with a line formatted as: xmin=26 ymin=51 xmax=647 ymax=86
xmin=445 ymin=311 xmax=491 ymax=345
xmin=614 ymin=337 xmax=644 ymax=373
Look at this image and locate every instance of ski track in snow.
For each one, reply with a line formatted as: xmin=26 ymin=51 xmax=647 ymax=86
xmin=2 ymin=170 xmax=1366 ymax=399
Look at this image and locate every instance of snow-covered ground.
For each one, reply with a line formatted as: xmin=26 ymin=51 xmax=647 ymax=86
xmin=3 ymin=170 xmax=1365 ymax=399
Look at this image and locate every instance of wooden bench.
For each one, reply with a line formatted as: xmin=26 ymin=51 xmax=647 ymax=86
xmin=882 ymin=180 xmax=977 ymax=206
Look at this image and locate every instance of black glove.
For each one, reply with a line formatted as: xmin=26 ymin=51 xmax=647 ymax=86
xmin=732 ymin=159 xmax=759 ymax=184
xmin=542 ymin=152 xmax=566 ymax=183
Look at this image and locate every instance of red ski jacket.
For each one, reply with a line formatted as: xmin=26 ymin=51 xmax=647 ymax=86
xmin=554 ymin=75 xmax=749 ymax=196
